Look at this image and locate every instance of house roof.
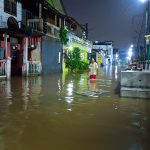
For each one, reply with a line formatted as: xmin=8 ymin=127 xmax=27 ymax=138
xmin=47 ymin=0 xmax=67 ymax=15
xmin=93 ymin=41 xmax=113 ymax=45
xmin=65 ymin=16 xmax=85 ymax=31
xmin=42 ymin=0 xmax=85 ymax=31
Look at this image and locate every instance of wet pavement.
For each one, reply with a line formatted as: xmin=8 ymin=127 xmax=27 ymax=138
xmin=0 ymin=66 xmax=150 ymax=150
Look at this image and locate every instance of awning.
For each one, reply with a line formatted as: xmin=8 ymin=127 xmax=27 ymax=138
xmin=0 ymin=28 xmax=26 ymax=38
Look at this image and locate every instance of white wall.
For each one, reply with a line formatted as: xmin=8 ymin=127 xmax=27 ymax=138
xmin=93 ymin=44 xmax=112 ymax=51
xmin=0 ymin=0 xmax=22 ymax=28
xmin=93 ymin=44 xmax=113 ymax=65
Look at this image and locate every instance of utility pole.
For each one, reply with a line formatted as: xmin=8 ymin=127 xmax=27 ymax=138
xmin=85 ymin=23 xmax=88 ymax=40
xmin=82 ymin=23 xmax=89 ymax=40
xmin=145 ymin=1 xmax=150 ymax=62
xmin=145 ymin=1 xmax=150 ymax=34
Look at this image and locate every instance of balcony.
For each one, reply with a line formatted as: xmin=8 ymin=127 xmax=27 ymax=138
xmin=68 ymin=33 xmax=92 ymax=53
xmin=27 ymin=19 xmax=60 ymax=39
xmin=27 ymin=19 xmax=43 ymax=33
xmin=46 ymin=22 xmax=60 ymax=39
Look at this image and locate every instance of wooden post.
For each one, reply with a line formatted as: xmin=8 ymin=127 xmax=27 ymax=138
xmin=39 ymin=3 xmax=42 ymax=19
xmin=59 ymin=17 xmax=62 ymax=28
xmin=55 ymin=15 xmax=57 ymax=26
xmin=64 ymin=19 xmax=66 ymax=27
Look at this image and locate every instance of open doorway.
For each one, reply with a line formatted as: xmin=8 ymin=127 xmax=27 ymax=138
xmin=10 ymin=37 xmax=23 ymax=76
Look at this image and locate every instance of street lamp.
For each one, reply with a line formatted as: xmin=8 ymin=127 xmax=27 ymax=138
xmin=115 ymin=53 xmax=119 ymax=59
xmin=139 ymin=0 xmax=150 ymax=34
xmin=127 ymin=45 xmax=133 ymax=63
xmin=139 ymin=0 xmax=147 ymax=3
xmin=128 ymin=49 xmax=132 ymax=58
xmin=130 ymin=44 xmax=134 ymax=48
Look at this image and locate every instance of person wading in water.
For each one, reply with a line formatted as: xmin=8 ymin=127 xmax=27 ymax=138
xmin=88 ymin=58 xmax=98 ymax=80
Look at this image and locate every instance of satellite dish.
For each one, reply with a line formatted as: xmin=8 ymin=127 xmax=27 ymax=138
xmin=7 ymin=17 xmax=19 ymax=30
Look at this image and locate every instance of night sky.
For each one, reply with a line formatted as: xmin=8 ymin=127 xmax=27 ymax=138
xmin=63 ymin=0 xmax=146 ymax=50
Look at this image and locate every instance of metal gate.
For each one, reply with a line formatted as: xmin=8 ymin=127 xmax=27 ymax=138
xmin=42 ymin=36 xmax=62 ymax=74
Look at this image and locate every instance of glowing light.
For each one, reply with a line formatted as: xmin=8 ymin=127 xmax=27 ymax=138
xmin=139 ymin=0 xmax=147 ymax=3
xmin=115 ymin=65 xmax=118 ymax=80
xmin=67 ymin=83 xmax=74 ymax=96
xmin=129 ymin=48 xmax=132 ymax=51
xmin=127 ymin=57 xmax=130 ymax=60
xmin=95 ymin=41 xmax=99 ymax=43
xmin=116 ymin=54 xmax=119 ymax=58
xmin=69 ymin=46 xmax=73 ymax=50
xmin=65 ymin=97 xmax=74 ymax=104
xmin=128 ymin=51 xmax=132 ymax=58
xmin=130 ymin=44 xmax=134 ymax=48
xmin=58 ymin=52 xmax=61 ymax=64
xmin=128 ymin=46 xmax=133 ymax=58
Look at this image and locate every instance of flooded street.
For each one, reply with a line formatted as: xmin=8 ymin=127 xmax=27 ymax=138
xmin=0 ymin=66 xmax=150 ymax=150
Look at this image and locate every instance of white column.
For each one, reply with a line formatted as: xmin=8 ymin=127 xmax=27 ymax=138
xmin=6 ymin=57 xmax=11 ymax=79
xmin=23 ymin=37 xmax=29 ymax=76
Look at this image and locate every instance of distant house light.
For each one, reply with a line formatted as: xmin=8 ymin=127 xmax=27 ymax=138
xmin=69 ymin=46 xmax=73 ymax=50
xmin=95 ymin=41 xmax=99 ymax=43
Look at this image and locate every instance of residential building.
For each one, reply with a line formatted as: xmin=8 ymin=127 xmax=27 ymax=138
xmin=0 ymin=0 xmax=92 ymax=79
xmin=63 ymin=17 xmax=92 ymax=72
xmin=22 ymin=0 xmax=66 ymax=75
xmin=0 ymin=0 xmax=23 ymax=79
xmin=92 ymin=41 xmax=113 ymax=66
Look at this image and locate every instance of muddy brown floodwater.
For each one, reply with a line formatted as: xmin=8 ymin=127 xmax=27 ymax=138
xmin=0 ymin=66 xmax=150 ymax=150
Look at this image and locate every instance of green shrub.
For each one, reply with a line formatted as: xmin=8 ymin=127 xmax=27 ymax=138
xmin=59 ymin=27 xmax=69 ymax=45
xmin=66 ymin=47 xmax=89 ymax=72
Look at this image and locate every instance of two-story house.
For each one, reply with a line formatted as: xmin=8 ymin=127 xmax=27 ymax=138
xmin=0 ymin=0 xmax=92 ymax=79
xmin=63 ymin=17 xmax=92 ymax=72
xmin=0 ymin=0 xmax=66 ymax=78
xmin=23 ymin=0 xmax=67 ymax=75
xmin=0 ymin=0 xmax=23 ymax=79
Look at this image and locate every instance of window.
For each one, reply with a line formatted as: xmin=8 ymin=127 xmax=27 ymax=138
xmin=4 ymin=0 xmax=17 ymax=16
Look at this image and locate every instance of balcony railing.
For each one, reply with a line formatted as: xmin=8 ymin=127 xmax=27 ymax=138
xmin=0 ymin=60 xmax=6 ymax=77
xmin=46 ymin=22 xmax=60 ymax=39
xmin=68 ymin=33 xmax=93 ymax=53
xmin=29 ymin=61 xmax=41 ymax=75
xmin=27 ymin=19 xmax=60 ymax=39
xmin=27 ymin=19 xmax=43 ymax=32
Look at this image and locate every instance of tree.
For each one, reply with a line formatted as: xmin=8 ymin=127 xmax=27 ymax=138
xmin=59 ymin=27 xmax=69 ymax=45
xmin=66 ymin=47 xmax=89 ymax=72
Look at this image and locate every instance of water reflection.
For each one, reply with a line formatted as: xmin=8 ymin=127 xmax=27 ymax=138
xmin=0 ymin=68 xmax=150 ymax=150
xmin=114 ymin=65 xmax=118 ymax=80
xmin=102 ymin=65 xmax=113 ymax=78
xmin=0 ymin=80 xmax=12 ymax=112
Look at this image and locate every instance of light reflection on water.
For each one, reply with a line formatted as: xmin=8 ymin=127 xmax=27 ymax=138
xmin=0 ymin=66 xmax=150 ymax=150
